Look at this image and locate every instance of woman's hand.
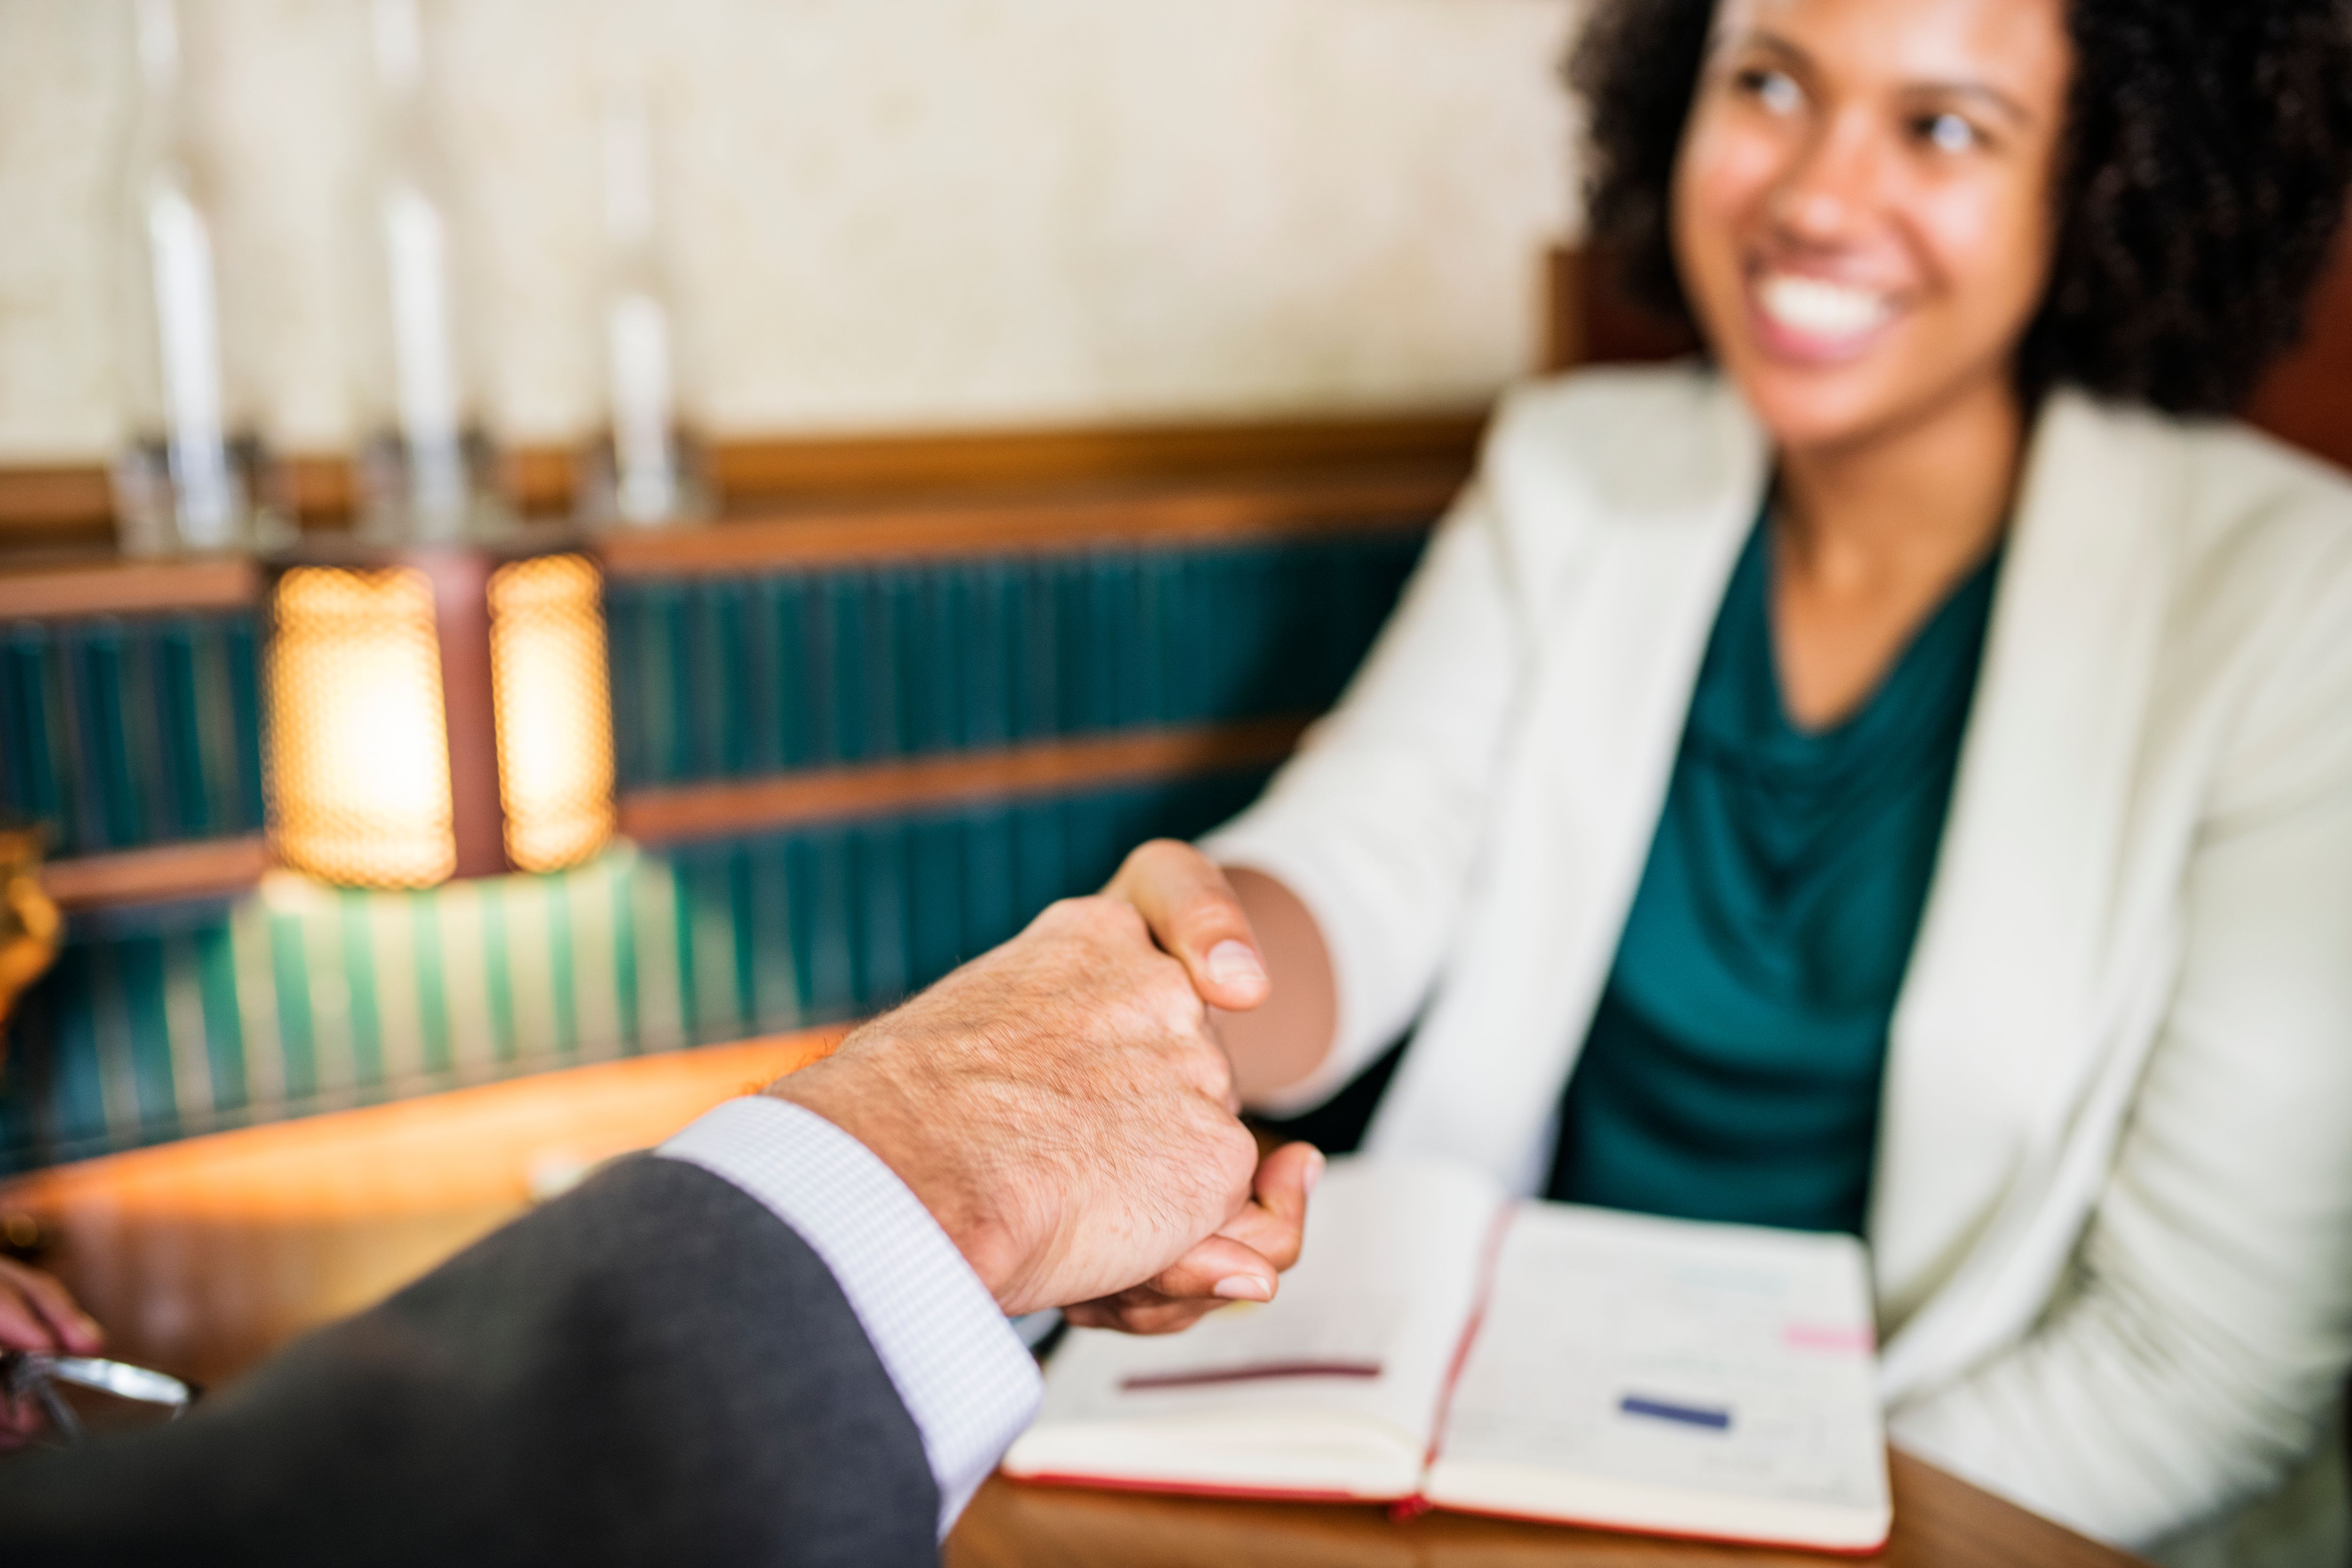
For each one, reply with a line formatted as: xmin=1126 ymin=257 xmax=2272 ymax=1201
xmin=1103 ymin=840 xmax=1341 ymax=1108
xmin=1101 ymin=839 xmax=1273 ymax=1015
xmin=0 ymin=1256 xmax=103 ymax=1449
xmin=1064 ymin=1140 xmax=1322 ymax=1334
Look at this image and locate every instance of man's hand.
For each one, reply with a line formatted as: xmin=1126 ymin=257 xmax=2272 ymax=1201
xmin=0 ymin=1256 xmax=103 ymax=1450
xmin=768 ymin=896 xmax=1316 ymax=1320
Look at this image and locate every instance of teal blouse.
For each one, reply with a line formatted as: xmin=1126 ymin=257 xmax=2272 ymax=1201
xmin=1544 ymin=510 xmax=2001 ymax=1235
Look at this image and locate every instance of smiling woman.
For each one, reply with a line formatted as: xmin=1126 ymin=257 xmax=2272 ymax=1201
xmin=1672 ymin=0 xmax=2068 ymax=451
xmin=1097 ymin=0 xmax=2352 ymax=1560
xmin=1662 ymin=0 xmax=2072 ymax=727
xmin=1580 ymin=0 xmax=2352 ymax=416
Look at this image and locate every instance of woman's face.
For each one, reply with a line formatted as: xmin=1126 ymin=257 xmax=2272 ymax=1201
xmin=1669 ymin=0 xmax=2072 ymax=454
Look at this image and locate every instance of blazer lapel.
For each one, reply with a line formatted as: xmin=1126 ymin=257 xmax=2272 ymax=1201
xmin=1367 ymin=372 xmax=1767 ymax=1190
xmin=1874 ymin=393 xmax=2179 ymax=1385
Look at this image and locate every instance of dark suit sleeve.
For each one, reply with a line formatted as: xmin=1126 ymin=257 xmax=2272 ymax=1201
xmin=0 ymin=1155 xmax=940 ymax=1568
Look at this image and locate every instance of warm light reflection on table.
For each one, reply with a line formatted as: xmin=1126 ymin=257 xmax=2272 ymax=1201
xmin=0 ymin=1029 xmax=840 ymax=1389
xmin=945 ymin=1456 xmax=2148 ymax=1568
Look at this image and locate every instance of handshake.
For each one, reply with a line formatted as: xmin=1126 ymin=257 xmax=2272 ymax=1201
xmin=0 ymin=841 xmax=1318 ymax=1564
xmin=777 ymin=837 xmax=1318 ymax=1335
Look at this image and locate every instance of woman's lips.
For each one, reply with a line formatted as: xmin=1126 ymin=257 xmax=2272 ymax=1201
xmin=1747 ymin=271 xmax=1899 ymax=364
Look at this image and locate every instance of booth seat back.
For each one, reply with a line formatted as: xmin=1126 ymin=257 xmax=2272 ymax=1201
xmin=0 ymin=519 xmax=1428 ymax=1172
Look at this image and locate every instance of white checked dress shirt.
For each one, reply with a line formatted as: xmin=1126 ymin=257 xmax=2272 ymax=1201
xmin=659 ymin=1095 xmax=1044 ymax=1536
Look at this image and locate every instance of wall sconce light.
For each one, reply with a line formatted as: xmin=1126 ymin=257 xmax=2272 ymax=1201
xmin=263 ymin=540 xmax=615 ymax=888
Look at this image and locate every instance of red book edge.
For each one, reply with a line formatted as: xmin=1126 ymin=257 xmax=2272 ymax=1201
xmin=1005 ymin=1195 xmax=1893 ymax=1555
xmin=1425 ymin=1494 xmax=1892 ymax=1556
xmin=1006 ymin=1471 xmax=1376 ymax=1505
xmin=1003 ymin=1472 xmax=1890 ymax=1554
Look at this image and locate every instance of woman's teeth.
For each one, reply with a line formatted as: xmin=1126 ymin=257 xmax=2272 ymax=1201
xmin=1756 ymin=274 xmax=1892 ymax=340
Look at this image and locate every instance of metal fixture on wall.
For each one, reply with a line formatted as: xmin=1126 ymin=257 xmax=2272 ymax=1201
xmin=111 ymin=0 xmax=282 ymax=557
xmin=351 ymin=0 xmax=505 ymax=547
xmin=263 ymin=539 xmax=614 ymax=888
xmin=577 ymin=88 xmax=707 ymax=530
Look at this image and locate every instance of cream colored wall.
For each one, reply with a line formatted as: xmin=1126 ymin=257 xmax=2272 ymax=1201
xmin=0 ymin=0 xmax=1580 ymax=462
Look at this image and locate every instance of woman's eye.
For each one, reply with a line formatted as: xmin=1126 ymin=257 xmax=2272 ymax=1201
xmin=1917 ymin=111 xmax=1978 ymax=152
xmin=1735 ymin=67 xmax=1803 ymax=116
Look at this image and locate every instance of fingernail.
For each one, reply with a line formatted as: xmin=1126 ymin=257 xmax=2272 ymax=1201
xmin=1304 ymin=1149 xmax=1326 ymax=1196
xmin=1206 ymin=940 xmax=1266 ymax=990
xmin=1213 ymin=1275 xmax=1272 ymax=1301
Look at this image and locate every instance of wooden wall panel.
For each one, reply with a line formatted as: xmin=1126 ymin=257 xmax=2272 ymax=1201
xmin=617 ymin=720 xmax=1308 ymax=846
xmin=2243 ymin=228 xmax=2352 ymax=472
xmin=0 ymin=411 xmax=1483 ymax=558
xmin=596 ymin=470 xmax=1455 ymax=578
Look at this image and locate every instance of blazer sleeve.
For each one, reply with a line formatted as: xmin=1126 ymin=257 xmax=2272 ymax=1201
xmin=1200 ymin=477 xmax=1533 ymax=1111
xmin=1888 ymin=541 xmax=2352 ymax=1547
xmin=0 ymin=1156 xmax=942 ymax=1568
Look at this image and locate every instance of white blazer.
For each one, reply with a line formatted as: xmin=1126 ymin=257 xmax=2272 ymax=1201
xmin=1203 ymin=364 xmax=2352 ymax=1551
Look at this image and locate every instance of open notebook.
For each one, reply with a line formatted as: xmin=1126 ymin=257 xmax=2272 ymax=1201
xmin=1003 ymin=1157 xmax=1891 ymax=1552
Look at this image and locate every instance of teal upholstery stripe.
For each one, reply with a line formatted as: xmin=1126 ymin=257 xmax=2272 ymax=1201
xmin=604 ymin=531 xmax=1423 ymax=790
xmin=194 ymin=924 xmax=244 ymax=1111
xmin=545 ymin=873 xmax=580 ymax=1058
xmin=0 ymin=610 xmax=266 ymax=857
xmin=0 ymin=766 xmax=1271 ymax=1172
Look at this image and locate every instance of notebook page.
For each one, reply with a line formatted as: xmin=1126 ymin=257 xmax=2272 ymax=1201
xmin=1427 ymin=1203 xmax=1889 ymax=1546
xmin=1003 ymin=1156 xmax=1503 ymax=1497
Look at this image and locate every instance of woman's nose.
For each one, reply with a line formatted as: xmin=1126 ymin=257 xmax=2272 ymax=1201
xmin=1767 ymin=116 xmax=1884 ymax=247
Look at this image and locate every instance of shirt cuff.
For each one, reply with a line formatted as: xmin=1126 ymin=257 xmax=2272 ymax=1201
xmin=657 ymin=1095 xmax=1043 ymax=1536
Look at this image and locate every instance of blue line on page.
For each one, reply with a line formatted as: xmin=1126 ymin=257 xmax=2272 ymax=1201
xmin=1619 ymin=1394 xmax=1732 ymax=1430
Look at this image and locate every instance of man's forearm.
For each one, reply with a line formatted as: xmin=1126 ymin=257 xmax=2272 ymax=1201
xmin=0 ymin=1155 xmax=950 ymax=1567
xmin=659 ymin=1095 xmax=1043 ymax=1532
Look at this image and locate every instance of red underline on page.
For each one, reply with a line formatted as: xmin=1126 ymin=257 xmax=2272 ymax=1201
xmin=1120 ymin=1361 xmax=1385 ymax=1392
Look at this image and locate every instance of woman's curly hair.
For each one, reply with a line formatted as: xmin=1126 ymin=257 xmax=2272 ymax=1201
xmin=1569 ymin=0 xmax=2352 ymax=415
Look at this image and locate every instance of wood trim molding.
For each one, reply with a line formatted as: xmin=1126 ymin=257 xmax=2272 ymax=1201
xmin=595 ymin=469 xmax=1455 ymax=578
xmin=0 ymin=556 xmax=262 ymax=620
xmin=617 ymin=718 xmax=1309 ymax=845
xmin=0 ymin=465 xmax=114 ymax=533
xmin=707 ymin=410 xmax=1483 ymax=501
xmin=0 ymin=469 xmax=1450 ymax=619
xmin=35 ymin=720 xmax=1307 ymax=909
xmin=281 ymin=449 xmax=578 ymax=520
xmin=40 ymin=836 xmax=272 ymax=913
xmin=0 ymin=409 xmax=1485 ymax=547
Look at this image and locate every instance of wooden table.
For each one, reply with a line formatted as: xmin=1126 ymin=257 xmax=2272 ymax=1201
xmin=0 ymin=1032 xmax=841 ymax=1387
xmin=4 ymin=1039 xmax=2142 ymax=1567
xmin=947 ymin=1452 xmax=2144 ymax=1567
